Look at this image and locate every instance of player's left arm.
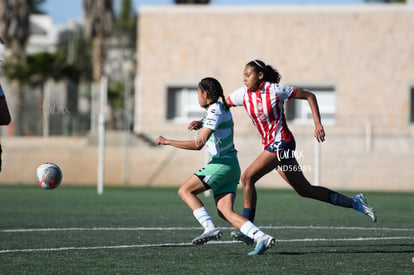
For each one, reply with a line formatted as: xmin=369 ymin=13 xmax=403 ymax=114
xmin=292 ymin=88 xmax=325 ymax=142
xmin=187 ymin=118 xmax=203 ymax=131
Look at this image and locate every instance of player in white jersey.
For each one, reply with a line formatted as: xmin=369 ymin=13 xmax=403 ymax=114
xmin=156 ymin=77 xmax=275 ymax=255
xmin=226 ymin=60 xmax=377 ymax=245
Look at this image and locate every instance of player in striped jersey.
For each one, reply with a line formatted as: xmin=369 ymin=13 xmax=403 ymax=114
xmin=156 ymin=77 xmax=275 ymax=255
xmin=227 ymin=60 xmax=377 ymax=245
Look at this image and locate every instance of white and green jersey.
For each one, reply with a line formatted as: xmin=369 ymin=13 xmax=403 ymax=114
xmin=203 ymin=101 xmax=237 ymax=160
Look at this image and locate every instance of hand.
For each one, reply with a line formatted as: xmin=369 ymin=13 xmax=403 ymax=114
xmin=187 ymin=120 xmax=203 ymax=131
xmin=155 ymin=136 xmax=167 ymax=145
xmin=314 ymin=123 xmax=325 ymax=142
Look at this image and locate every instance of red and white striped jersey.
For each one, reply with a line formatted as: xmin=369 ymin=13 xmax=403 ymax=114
xmin=227 ymin=82 xmax=296 ymax=148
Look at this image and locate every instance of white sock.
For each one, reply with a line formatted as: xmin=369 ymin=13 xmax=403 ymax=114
xmin=193 ymin=207 xmax=216 ymax=233
xmin=240 ymin=221 xmax=265 ymax=241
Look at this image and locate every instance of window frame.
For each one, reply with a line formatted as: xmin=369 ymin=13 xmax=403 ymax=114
xmin=285 ymin=85 xmax=336 ymax=126
xmin=165 ymin=82 xmax=205 ymax=123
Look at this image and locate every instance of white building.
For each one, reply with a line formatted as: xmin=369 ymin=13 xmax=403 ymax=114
xmin=27 ymin=14 xmax=59 ymax=54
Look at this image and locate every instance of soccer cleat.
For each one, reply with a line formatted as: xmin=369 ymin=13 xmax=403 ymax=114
xmin=192 ymin=229 xmax=223 ymax=245
xmin=230 ymin=231 xmax=254 ymax=246
xmin=353 ymin=193 xmax=377 ymax=222
xmin=247 ymin=234 xmax=276 ymax=256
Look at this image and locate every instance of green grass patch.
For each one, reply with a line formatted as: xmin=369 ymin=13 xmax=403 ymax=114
xmin=0 ymin=185 xmax=413 ymax=274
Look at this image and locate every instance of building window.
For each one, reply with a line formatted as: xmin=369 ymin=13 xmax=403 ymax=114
xmin=286 ymin=86 xmax=336 ymax=125
xmin=166 ymin=86 xmax=204 ymax=122
xmin=410 ymin=88 xmax=414 ymax=124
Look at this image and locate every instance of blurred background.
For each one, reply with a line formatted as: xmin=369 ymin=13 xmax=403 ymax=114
xmin=0 ymin=0 xmax=413 ymax=192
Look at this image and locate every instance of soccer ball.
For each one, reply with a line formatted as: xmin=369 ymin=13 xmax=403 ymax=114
xmin=36 ymin=163 xmax=63 ymax=190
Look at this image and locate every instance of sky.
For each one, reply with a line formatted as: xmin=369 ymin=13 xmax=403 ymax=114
xmin=42 ymin=0 xmax=364 ymax=25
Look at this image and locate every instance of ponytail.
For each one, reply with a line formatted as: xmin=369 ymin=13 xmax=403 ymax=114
xmin=221 ymin=95 xmax=230 ymax=110
xmin=199 ymin=77 xmax=229 ymax=110
xmin=246 ymin=59 xmax=282 ymax=84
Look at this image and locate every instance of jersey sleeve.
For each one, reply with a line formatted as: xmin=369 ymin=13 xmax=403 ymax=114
xmin=227 ymin=86 xmax=246 ymax=107
xmin=275 ymin=84 xmax=296 ymax=101
xmin=203 ymin=103 xmax=221 ymax=131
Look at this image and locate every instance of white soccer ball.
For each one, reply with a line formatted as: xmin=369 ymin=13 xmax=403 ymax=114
xmin=36 ymin=163 xmax=63 ymax=190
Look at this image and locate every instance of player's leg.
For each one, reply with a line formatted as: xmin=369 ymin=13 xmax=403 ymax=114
xmin=216 ymin=193 xmax=275 ymax=255
xmin=281 ymin=157 xmax=332 ymax=201
xmin=178 ymin=174 xmax=207 ymax=211
xmin=178 ymin=175 xmax=222 ymax=244
xmin=282 ymin=157 xmax=377 ymax=222
xmin=216 ymin=193 xmax=245 ymax=229
xmin=240 ymin=150 xmax=278 ymax=222
xmin=277 ymin=166 xmax=289 ymax=182
xmin=231 ymin=151 xmax=278 ymax=245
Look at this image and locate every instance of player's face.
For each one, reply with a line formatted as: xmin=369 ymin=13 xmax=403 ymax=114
xmin=198 ymin=87 xmax=208 ymax=108
xmin=243 ymin=65 xmax=262 ymax=92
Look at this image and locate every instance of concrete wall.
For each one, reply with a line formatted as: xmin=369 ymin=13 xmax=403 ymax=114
xmin=135 ymin=5 xmax=414 ymax=137
xmin=0 ymin=133 xmax=412 ymax=192
xmin=0 ymin=134 xmax=205 ymax=188
xmin=129 ymin=4 xmax=414 ymax=192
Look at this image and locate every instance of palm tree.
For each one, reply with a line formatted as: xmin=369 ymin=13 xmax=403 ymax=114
xmin=82 ymin=0 xmax=114 ymax=82
xmin=0 ymin=0 xmax=32 ymax=135
xmin=107 ymin=0 xmax=136 ymax=130
xmin=82 ymin=0 xmax=114 ymax=133
xmin=116 ymin=0 xmax=136 ymax=41
xmin=3 ymin=51 xmax=79 ymax=136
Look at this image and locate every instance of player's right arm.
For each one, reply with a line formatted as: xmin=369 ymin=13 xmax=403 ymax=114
xmin=292 ymin=88 xmax=325 ymax=142
xmin=156 ymin=127 xmax=213 ymax=151
xmin=227 ymin=86 xmax=246 ymax=108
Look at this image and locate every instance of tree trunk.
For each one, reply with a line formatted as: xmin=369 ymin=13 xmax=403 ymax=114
xmin=10 ymin=79 xmax=23 ymax=135
xmin=10 ymin=40 xmax=23 ymax=135
xmin=92 ymin=35 xmax=104 ymax=82
xmin=90 ymin=35 xmax=105 ymax=133
xmin=42 ymin=81 xmax=49 ymax=137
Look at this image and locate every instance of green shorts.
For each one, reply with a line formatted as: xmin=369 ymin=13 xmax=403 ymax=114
xmin=194 ymin=156 xmax=241 ymax=197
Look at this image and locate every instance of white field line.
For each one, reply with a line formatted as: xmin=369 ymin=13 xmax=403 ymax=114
xmin=1 ymin=226 xmax=413 ymax=254
xmin=1 ymin=225 xmax=414 ymax=233
xmin=1 ymin=237 xmax=414 ymax=254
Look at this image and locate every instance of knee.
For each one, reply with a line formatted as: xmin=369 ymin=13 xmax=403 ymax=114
xmin=177 ymin=186 xmax=187 ymax=200
xmin=241 ymin=172 xmax=252 ymax=187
